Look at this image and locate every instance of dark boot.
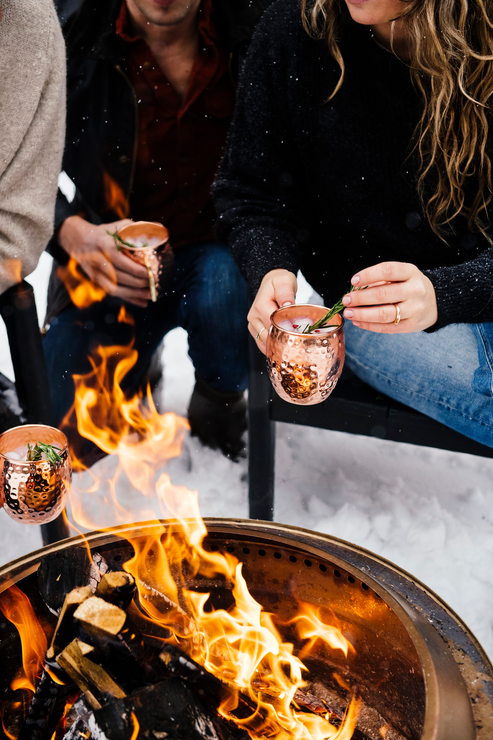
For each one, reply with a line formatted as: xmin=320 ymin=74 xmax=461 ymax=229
xmin=188 ymin=376 xmax=247 ymax=462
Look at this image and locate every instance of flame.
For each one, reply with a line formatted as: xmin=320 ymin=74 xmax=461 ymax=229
xmin=54 ymin=311 xmax=361 ymax=739
xmin=57 ymin=257 xmax=107 ymax=309
xmin=1 ymin=258 xmax=22 ymax=286
xmin=103 ymin=170 xmax=129 ymax=220
xmin=291 ymin=605 xmax=354 ymax=659
xmin=0 ymin=582 xmax=47 ymax=693
xmin=130 ymin=712 xmax=140 ymax=740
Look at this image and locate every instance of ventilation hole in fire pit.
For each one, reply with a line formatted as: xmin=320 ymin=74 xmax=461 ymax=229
xmin=274 ymin=552 xmax=282 ymax=559
xmin=334 ymin=569 xmax=341 ymax=578
xmin=242 ymin=547 xmax=250 ymax=554
xmin=348 ymin=576 xmax=356 ymax=584
xmin=362 ymin=583 xmax=369 ymax=591
xmin=113 ymin=554 xmax=122 ymax=562
xmin=209 ymin=544 xmax=219 ymax=552
xmin=289 ymin=555 xmax=297 ymax=563
xmin=258 ymin=549 xmax=266 ymax=557
xmin=226 ymin=546 xmax=235 ymax=553
xmin=304 ymin=559 xmax=312 ymax=568
xmin=319 ymin=563 xmax=327 ymax=572
xmin=375 ymin=592 xmax=381 ymax=598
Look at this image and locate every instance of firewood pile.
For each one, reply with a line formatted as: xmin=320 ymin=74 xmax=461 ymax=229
xmin=14 ymin=546 xmax=358 ymax=740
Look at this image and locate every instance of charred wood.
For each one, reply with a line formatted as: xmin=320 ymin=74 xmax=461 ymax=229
xmin=16 ymin=669 xmax=75 ymax=740
xmin=37 ymin=550 xmax=95 ymax=615
xmin=95 ymin=572 xmax=136 ymax=610
xmin=89 ymin=678 xmax=249 ymax=740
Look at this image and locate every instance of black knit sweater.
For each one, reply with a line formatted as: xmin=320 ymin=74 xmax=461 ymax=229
xmin=213 ymin=0 xmax=493 ymax=330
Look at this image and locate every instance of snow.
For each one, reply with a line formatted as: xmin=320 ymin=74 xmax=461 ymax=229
xmin=1 ymin=255 xmax=493 ymax=665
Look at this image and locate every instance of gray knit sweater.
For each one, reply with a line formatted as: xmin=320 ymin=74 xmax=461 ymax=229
xmin=0 ymin=0 xmax=66 ymax=295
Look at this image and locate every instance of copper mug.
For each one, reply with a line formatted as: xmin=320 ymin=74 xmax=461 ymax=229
xmin=117 ymin=221 xmax=173 ymax=302
xmin=0 ymin=425 xmax=71 ymax=524
xmin=265 ymin=304 xmax=345 ymax=405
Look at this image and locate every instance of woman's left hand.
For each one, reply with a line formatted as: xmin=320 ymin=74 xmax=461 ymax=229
xmin=342 ymin=262 xmax=438 ymax=333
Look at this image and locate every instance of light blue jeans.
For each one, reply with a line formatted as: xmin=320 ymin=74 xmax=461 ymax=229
xmin=344 ymin=320 xmax=493 ymax=449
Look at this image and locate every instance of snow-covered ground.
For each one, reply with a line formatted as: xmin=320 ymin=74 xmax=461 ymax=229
xmin=1 ymin=253 xmax=493 ymax=664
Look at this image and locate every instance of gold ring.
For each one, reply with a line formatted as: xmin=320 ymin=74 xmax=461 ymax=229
xmin=393 ymin=303 xmax=401 ymax=325
xmin=255 ymin=326 xmax=267 ymax=341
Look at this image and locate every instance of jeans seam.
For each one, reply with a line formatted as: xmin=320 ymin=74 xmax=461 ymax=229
xmin=476 ymin=323 xmax=493 ymax=396
xmin=346 ymin=351 xmax=493 ymax=432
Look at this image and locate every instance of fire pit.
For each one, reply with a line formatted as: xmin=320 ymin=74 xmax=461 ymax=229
xmin=0 ymin=519 xmax=491 ymax=740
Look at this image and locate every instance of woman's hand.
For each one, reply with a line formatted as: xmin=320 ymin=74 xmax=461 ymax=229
xmin=58 ymin=216 xmax=151 ymax=307
xmin=342 ymin=262 xmax=438 ymax=332
xmin=248 ymin=269 xmax=298 ymax=354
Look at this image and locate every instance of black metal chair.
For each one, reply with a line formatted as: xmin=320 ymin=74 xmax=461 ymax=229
xmin=247 ymin=337 xmax=493 ymax=521
xmin=0 ymin=281 xmax=70 ymax=544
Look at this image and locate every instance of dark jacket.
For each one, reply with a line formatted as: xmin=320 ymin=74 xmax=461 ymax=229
xmin=213 ymin=0 xmax=493 ymax=330
xmin=46 ymin=0 xmax=272 ymax=321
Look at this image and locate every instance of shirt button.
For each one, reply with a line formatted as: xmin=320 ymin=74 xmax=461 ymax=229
xmin=181 ymin=202 xmax=189 ymax=211
xmin=405 ymin=211 xmax=423 ymax=231
xmin=119 ymin=154 xmax=130 ymax=164
xmin=460 ymin=232 xmax=478 ymax=250
xmin=143 ymin=61 xmax=152 ymax=70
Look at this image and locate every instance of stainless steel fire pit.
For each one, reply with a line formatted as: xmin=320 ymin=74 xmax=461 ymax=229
xmin=0 ymin=519 xmax=492 ymax=740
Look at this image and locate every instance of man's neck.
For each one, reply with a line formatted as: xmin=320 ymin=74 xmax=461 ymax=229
xmin=125 ymin=0 xmax=202 ymax=97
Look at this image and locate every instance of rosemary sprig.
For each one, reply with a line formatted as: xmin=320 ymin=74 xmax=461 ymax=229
xmin=302 ymin=285 xmax=363 ymax=334
xmin=27 ymin=442 xmax=63 ymax=465
xmin=107 ymin=230 xmax=148 ymax=252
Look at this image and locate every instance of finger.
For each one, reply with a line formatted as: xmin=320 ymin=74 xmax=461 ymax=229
xmin=273 ymin=277 xmax=297 ymax=308
xmin=104 ymin=240 xmax=150 ymax=278
xmin=248 ymin=320 xmax=267 ymax=355
xmin=344 ymin=302 xmax=403 ymax=325
xmin=343 ymin=280 xmax=408 ymax=309
xmin=351 ymin=262 xmax=415 ymax=289
xmin=112 ymin=265 xmax=151 ymax=288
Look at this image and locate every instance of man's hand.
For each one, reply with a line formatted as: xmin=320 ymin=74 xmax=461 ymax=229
xmin=58 ymin=216 xmax=151 ymax=307
xmin=248 ymin=269 xmax=297 ymax=354
xmin=342 ymin=262 xmax=438 ymax=333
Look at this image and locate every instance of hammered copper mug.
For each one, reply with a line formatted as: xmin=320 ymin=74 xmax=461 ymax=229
xmin=0 ymin=424 xmax=71 ymax=524
xmin=117 ymin=221 xmax=172 ymax=302
xmin=266 ymin=304 xmax=345 ymax=405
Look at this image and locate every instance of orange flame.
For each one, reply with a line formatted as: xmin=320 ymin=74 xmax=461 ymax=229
xmin=130 ymin=712 xmax=140 ymax=740
xmin=0 ymin=582 xmax=47 ymax=693
xmin=103 ymin=170 xmax=129 ymax=220
xmin=57 ymin=257 xmax=107 ymax=310
xmin=2 ymin=258 xmax=22 ymax=286
xmin=58 ymin=314 xmax=360 ymax=739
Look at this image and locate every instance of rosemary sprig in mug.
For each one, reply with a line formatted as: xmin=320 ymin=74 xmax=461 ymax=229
xmin=107 ymin=231 xmax=148 ymax=251
xmin=302 ymin=286 xmax=364 ymax=334
xmin=27 ymin=442 xmax=63 ymax=465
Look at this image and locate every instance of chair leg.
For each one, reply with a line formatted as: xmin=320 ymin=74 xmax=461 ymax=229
xmin=248 ymin=337 xmax=275 ymax=521
xmin=0 ymin=281 xmax=70 ymax=542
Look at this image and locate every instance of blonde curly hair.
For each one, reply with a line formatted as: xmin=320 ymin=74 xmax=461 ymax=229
xmin=301 ymin=0 xmax=493 ymax=242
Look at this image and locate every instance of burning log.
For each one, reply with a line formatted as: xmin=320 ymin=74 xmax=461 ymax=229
xmin=56 ymin=639 xmax=126 ymax=710
xmin=84 ymin=678 xmax=250 ymax=740
xmin=16 ymin=667 xmax=75 ymax=740
xmin=95 ymin=571 xmax=136 ymax=609
xmin=37 ymin=549 xmax=100 ymax=615
xmin=47 ymin=586 xmax=93 ymax=660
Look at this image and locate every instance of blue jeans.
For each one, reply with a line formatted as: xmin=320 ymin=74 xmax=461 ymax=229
xmin=344 ymin=320 xmax=493 ymax=449
xmin=43 ymin=241 xmax=248 ymax=459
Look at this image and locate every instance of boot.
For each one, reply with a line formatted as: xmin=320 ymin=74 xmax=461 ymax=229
xmin=188 ymin=375 xmax=247 ymax=462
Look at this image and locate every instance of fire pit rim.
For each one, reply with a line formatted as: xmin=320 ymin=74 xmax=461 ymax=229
xmin=0 ymin=517 xmax=490 ymax=740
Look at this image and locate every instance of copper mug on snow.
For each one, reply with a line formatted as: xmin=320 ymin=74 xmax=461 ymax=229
xmin=0 ymin=424 xmax=71 ymax=524
xmin=265 ymin=304 xmax=345 ymax=405
xmin=117 ymin=221 xmax=173 ymax=302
